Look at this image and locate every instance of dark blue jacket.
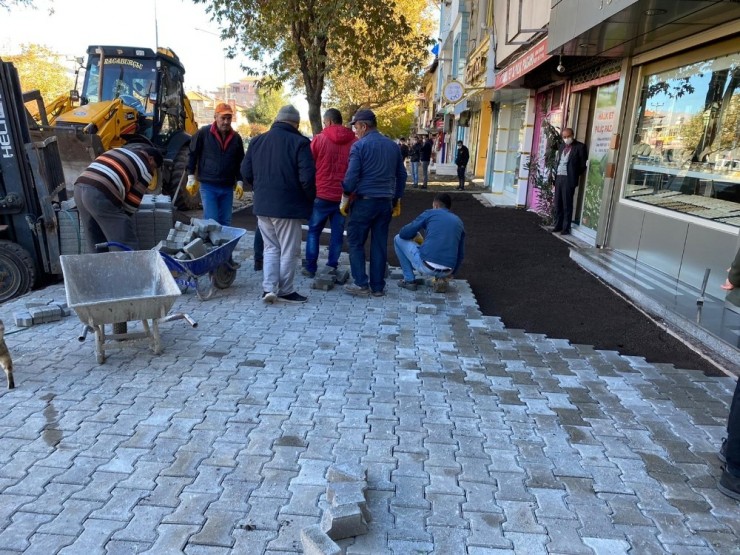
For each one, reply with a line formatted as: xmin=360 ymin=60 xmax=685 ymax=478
xmin=342 ymin=130 xmax=406 ymax=200
xmin=399 ymin=208 xmax=465 ymax=273
xmin=241 ymin=122 xmax=316 ymax=219
xmin=187 ymin=123 xmax=244 ymax=188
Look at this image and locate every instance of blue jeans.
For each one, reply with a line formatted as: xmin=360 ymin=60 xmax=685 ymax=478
xmin=200 ymin=183 xmax=233 ymax=225
xmin=393 ymin=235 xmax=453 ymax=282
xmin=411 ymin=161 xmax=420 ymax=187
xmin=305 ymin=198 xmax=345 ymax=274
xmin=346 ymin=197 xmax=392 ymax=292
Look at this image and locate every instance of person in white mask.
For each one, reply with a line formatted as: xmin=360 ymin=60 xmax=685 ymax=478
xmin=552 ymin=128 xmax=588 ymax=235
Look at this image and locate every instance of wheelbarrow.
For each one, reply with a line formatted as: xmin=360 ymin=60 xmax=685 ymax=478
xmin=104 ymin=225 xmax=247 ymax=300
xmin=60 ymin=250 xmax=196 ymax=363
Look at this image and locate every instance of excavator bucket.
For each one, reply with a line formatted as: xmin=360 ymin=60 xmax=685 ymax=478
xmin=29 ymin=128 xmax=104 ymax=195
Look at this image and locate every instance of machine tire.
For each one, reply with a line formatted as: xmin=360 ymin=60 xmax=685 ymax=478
xmin=0 ymin=241 xmax=36 ymax=302
xmin=213 ymin=263 xmax=237 ymax=289
xmin=166 ymin=145 xmax=200 ymax=211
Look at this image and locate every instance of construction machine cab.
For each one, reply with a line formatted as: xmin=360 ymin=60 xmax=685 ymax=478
xmin=77 ymin=45 xmax=192 ymax=147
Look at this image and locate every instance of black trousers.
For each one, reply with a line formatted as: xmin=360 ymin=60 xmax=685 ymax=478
xmin=457 ymin=165 xmax=466 ymax=189
xmin=727 ymin=377 xmax=740 ymax=474
xmin=553 ymin=175 xmax=576 ymax=231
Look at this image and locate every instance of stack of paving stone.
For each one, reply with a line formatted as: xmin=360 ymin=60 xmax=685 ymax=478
xmin=133 ymin=194 xmax=173 ymax=249
xmin=301 ymin=463 xmax=370 ymax=555
xmin=14 ymin=299 xmax=72 ymax=328
xmin=57 ymin=201 xmax=91 ymax=254
xmin=56 ymin=195 xmax=173 ymax=253
xmin=155 ymin=218 xmax=230 ymax=261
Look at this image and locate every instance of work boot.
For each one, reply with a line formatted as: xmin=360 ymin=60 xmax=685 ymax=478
xmin=718 ymin=468 xmax=740 ymax=500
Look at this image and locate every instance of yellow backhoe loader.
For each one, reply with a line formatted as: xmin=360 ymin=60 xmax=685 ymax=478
xmin=24 ymin=45 xmax=200 ymax=209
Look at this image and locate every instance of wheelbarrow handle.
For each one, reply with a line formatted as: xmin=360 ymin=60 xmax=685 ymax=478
xmin=95 ymin=241 xmax=134 ymax=252
xmin=158 ymin=251 xmax=190 ymax=275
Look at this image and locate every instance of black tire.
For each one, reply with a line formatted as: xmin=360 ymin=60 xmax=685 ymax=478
xmin=166 ymin=145 xmax=200 ymax=211
xmin=0 ymin=241 xmax=36 ymax=303
xmin=213 ymin=264 xmax=237 ymax=289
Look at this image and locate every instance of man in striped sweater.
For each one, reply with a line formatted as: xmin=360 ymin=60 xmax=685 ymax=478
xmin=73 ymin=146 xmax=163 ymax=252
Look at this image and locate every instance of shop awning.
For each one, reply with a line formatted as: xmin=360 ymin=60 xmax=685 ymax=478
xmin=494 ymin=38 xmax=551 ymax=90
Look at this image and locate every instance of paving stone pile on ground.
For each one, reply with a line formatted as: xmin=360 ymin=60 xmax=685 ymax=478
xmin=0 ymin=227 xmax=737 ymax=554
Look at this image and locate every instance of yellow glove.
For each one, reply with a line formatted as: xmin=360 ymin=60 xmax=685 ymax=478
xmin=185 ymin=175 xmax=199 ymax=196
xmin=339 ymin=194 xmax=350 ymax=217
xmin=147 ymin=168 xmax=158 ymax=191
xmin=392 ymin=199 xmax=401 ymax=217
xmin=413 ymin=232 xmax=424 ymax=245
xmin=235 ymin=181 xmax=244 ymax=200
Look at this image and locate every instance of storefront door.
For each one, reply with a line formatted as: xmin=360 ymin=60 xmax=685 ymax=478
xmin=579 ymin=83 xmax=619 ymax=236
xmin=529 ymin=86 xmax=564 ymax=209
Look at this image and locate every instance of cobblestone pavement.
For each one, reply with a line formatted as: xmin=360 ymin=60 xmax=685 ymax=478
xmin=0 ymin=231 xmax=738 ymax=555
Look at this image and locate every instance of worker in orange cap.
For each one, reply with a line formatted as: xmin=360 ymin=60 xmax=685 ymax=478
xmin=186 ymin=102 xmax=245 ymax=225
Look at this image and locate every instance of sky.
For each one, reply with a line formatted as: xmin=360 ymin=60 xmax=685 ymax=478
xmin=0 ymin=0 xmax=309 ymax=115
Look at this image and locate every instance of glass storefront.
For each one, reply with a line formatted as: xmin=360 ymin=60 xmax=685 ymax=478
xmin=624 ymin=50 xmax=740 ymax=227
xmin=503 ymin=100 xmax=527 ymax=194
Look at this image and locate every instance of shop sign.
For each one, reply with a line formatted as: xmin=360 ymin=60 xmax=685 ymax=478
xmin=465 ymin=53 xmax=487 ymax=86
xmin=494 ymin=38 xmax=551 ymax=90
xmin=442 ymin=81 xmax=465 ymax=103
xmin=435 ymin=119 xmax=444 ymax=129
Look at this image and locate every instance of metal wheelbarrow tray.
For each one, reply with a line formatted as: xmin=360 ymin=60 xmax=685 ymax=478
xmin=158 ymin=225 xmax=246 ymax=299
xmin=61 ymin=250 xmax=188 ymax=363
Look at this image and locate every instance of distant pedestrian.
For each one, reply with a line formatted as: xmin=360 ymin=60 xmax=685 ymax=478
xmin=455 ymin=140 xmax=470 ymax=190
xmin=409 ymin=136 xmax=423 ymax=188
xmin=552 ymin=127 xmax=587 ymax=235
xmin=718 ymin=250 xmax=740 ymax=500
xmin=186 ymin=102 xmax=245 ymax=226
xmin=399 ymin=137 xmax=410 ymax=163
xmin=420 ymin=135 xmax=433 ymax=189
xmin=341 ymin=109 xmax=406 ymax=297
xmin=394 ymin=193 xmax=464 ymax=291
xmin=241 ymin=105 xmax=316 ymax=304
xmin=303 ymin=108 xmax=356 ymax=278
xmin=74 ymin=146 xmax=163 ymax=252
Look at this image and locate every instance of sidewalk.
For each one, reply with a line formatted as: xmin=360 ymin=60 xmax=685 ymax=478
xmin=0 ymin=233 xmax=737 ymax=554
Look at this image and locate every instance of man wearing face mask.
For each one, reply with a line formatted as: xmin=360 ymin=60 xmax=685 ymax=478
xmin=552 ymin=128 xmax=588 ymax=235
xmin=341 ymin=109 xmax=406 ymax=297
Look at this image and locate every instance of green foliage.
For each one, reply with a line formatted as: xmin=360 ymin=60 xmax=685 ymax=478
xmin=525 ymin=119 xmax=561 ymax=224
xmin=193 ymin=0 xmax=432 ymax=134
xmin=377 ymin=102 xmax=415 ymax=139
xmin=244 ymin=84 xmax=290 ymax=126
xmin=5 ymin=43 xmax=73 ymax=101
xmin=581 ymin=155 xmax=606 ymax=230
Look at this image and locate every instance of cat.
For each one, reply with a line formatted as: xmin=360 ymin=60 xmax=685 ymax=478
xmin=0 ymin=320 xmax=14 ymax=389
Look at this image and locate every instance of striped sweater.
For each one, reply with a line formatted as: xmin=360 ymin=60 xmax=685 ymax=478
xmin=74 ymin=148 xmax=153 ymax=213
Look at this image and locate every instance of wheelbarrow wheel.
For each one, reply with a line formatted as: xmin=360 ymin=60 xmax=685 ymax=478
xmin=213 ymin=263 xmax=237 ymax=289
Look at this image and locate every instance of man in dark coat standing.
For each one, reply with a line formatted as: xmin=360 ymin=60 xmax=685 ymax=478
xmin=719 ymin=248 xmax=740 ymax=500
xmin=420 ymin=136 xmax=433 ymax=189
xmin=241 ymin=105 xmax=316 ymax=304
xmin=454 ymin=140 xmax=470 ymax=190
xmin=552 ymin=127 xmax=588 ymax=235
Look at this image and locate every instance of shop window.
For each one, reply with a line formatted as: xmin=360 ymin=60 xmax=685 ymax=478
xmin=624 ymin=51 xmax=740 ymax=226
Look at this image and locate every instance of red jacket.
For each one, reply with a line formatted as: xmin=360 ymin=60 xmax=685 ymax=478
xmin=310 ymin=124 xmax=357 ymax=201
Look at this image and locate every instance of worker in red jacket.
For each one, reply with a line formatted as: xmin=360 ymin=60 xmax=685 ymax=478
xmin=302 ymin=108 xmax=357 ymax=278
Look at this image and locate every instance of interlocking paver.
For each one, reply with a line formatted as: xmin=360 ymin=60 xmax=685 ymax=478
xmin=0 ymin=233 xmax=737 ymax=553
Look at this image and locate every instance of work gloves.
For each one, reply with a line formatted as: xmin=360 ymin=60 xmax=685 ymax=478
xmin=235 ymin=181 xmax=244 ymax=200
xmin=413 ymin=232 xmax=424 ymax=245
xmin=392 ymin=199 xmax=401 ymax=217
xmin=186 ymin=175 xmax=199 ymax=196
xmin=147 ymin=169 xmax=158 ymax=191
xmin=339 ymin=194 xmax=351 ymax=217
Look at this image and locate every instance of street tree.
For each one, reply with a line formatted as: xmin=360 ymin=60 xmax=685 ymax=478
xmin=193 ymin=0 xmax=432 ymax=134
xmin=325 ymin=0 xmax=434 ymax=125
xmin=5 ymin=43 xmax=73 ymax=101
xmin=244 ymin=84 xmax=290 ymax=126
